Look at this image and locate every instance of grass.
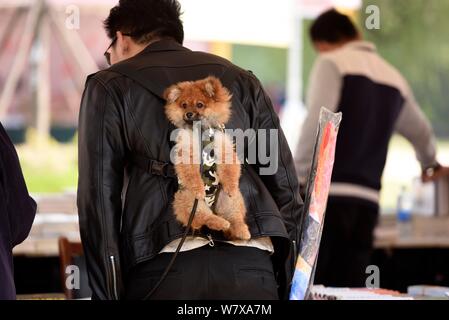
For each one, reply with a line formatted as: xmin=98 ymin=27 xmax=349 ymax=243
xmin=20 ymin=162 xmax=77 ymax=194
xmin=16 ymin=130 xmax=78 ymax=194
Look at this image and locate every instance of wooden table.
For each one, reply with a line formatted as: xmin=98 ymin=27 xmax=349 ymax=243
xmin=374 ymin=216 xmax=449 ymax=249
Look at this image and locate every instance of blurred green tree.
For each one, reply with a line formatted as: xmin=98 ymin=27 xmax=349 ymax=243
xmin=361 ymin=0 xmax=449 ymax=137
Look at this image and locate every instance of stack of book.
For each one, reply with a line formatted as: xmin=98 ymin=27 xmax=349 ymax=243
xmin=310 ymin=286 xmax=414 ymax=300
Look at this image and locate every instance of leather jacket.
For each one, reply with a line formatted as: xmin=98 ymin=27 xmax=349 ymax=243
xmin=77 ymin=39 xmax=304 ymax=300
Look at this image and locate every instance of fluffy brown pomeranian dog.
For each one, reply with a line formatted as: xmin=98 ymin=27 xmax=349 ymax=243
xmin=164 ymin=76 xmax=251 ymax=240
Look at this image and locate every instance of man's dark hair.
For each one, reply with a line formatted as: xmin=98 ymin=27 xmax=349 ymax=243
xmin=104 ymin=0 xmax=184 ymax=44
xmin=310 ymin=9 xmax=358 ymax=43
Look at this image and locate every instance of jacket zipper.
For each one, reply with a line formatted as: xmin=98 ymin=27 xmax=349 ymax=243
xmin=109 ymin=255 xmax=119 ymax=300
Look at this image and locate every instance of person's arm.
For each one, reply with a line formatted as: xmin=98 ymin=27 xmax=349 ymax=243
xmin=422 ymin=165 xmax=449 ymax=182
xmin=395 ymin=83 xmax=440 ymax=178
xmin=77 ymin=75 xmax=126 ymax=300
xmin=294 ymin=57 xmax=342 ymax=189
xmin=0 ymin=123 xmax=36 ymax=247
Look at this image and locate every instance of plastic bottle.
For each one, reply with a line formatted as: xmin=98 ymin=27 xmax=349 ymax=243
xmin=396 ymin=186 xmax=413 ymax=238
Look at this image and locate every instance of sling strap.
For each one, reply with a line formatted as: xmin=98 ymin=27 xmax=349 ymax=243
xmin=130 ymin=154 xmax=177 ymax=178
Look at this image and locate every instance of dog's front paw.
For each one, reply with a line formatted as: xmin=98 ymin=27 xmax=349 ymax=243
xmin=195 ymin=190 xmax=206 ymax=199
xmin=190 ymin=184 xmax=206 ymax=199
xmin=221 ymin=183 xmax=239 ymax=196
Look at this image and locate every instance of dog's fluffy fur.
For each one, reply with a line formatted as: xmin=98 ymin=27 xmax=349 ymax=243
xmin=164 ymin=76 xmax=251 ymax=240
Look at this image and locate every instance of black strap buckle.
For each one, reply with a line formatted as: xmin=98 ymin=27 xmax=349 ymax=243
xmin=130 ymin=154 xmax=175 ymax=178
xmin=150 ymin=160 xmax=170 ymax=177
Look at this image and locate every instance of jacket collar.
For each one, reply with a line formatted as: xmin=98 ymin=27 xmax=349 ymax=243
xmin=343 ymin=40 xmax=377 ymax=52
xmin=141 ymin=38 xmax=190 ymax=54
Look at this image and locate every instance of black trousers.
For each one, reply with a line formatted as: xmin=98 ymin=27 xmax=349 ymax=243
xmin=314 ymin=198 xmax=379 ymax=287
xmin=125 ymin=242 xmax=279 ymax=300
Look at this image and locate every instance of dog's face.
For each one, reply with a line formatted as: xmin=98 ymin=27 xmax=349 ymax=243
xmin=164 ymin=76 xmax=232 ymax=128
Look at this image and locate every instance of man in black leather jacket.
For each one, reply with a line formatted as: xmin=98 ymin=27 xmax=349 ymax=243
xmin=77 ymin=0 xmax=303 ymax=300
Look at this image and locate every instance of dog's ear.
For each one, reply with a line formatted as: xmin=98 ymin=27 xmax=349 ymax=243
xmin=203 ymin=76 xmax=223 ymax=99
xmin=164 ymin=85 xmax=181 ymax=104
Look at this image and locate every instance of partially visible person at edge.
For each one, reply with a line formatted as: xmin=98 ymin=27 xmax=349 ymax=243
xmin=77 ymin=0 xmax=303 ymax=300
xmin=295 ymin=9 xmax=448 ymax=287
xmin=0 ymin=123 xmax=37 ymax=299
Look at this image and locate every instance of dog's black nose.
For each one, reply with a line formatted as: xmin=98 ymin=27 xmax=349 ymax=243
xmin=185 ymin=112 xmax=194 ymax=119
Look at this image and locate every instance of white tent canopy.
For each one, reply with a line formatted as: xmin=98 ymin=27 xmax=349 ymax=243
xmin=182 ymin=0 xmax=360 ymax=47
xmin=1 ymin=0 xmax=361 ymax=47
xmin=181 ymin=0 xmax=293 ymax=47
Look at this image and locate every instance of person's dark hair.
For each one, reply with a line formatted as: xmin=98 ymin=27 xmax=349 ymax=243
xmin=104 ymin=0 xmax=184 ymax=44
xmin=310 ymin=9 xmax=358 ymax=43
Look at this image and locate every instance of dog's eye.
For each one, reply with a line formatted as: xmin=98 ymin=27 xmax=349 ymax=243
xmin=196 ymin=102 xmax=204 ymax=108
xmin=181 ymin=102 xmax=187 ymax=108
